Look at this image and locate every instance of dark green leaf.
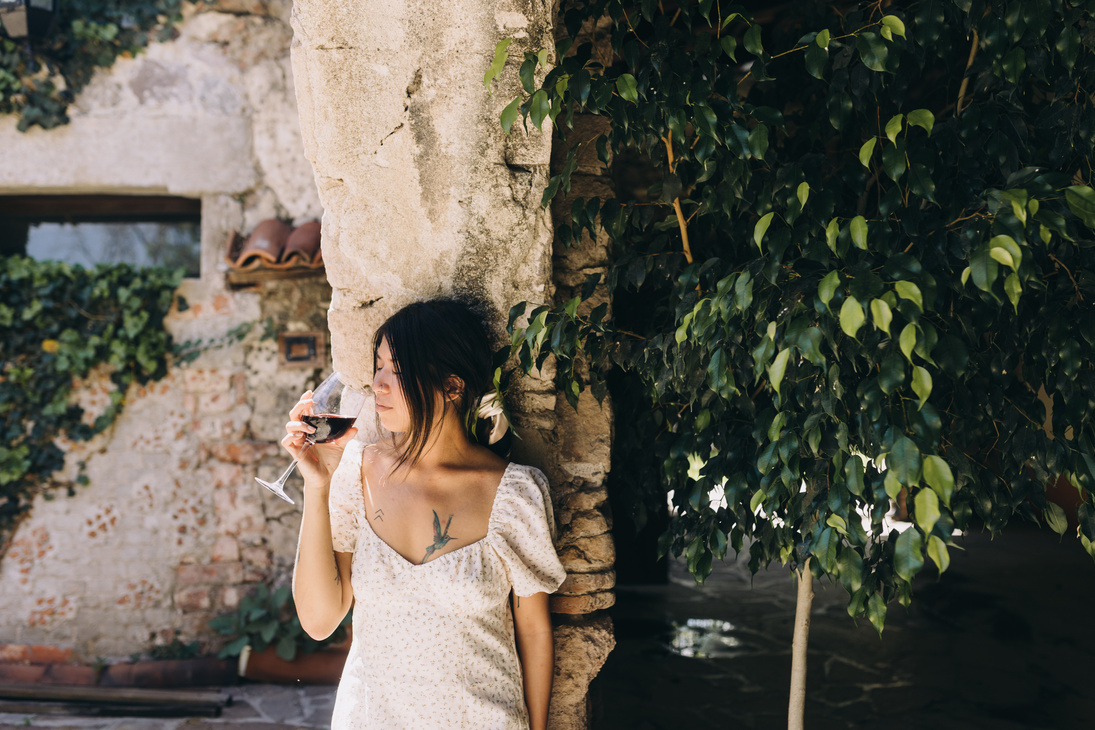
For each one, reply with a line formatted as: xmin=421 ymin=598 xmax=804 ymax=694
xmin=894 ymin=528 xmax=924 ymax=582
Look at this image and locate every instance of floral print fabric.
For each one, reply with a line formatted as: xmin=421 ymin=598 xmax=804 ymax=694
xmin=326 ymin=440 xmax=567 ymax=729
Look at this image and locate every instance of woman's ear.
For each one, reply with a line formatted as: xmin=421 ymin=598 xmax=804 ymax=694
xmin=444 ymin=375 xmax=465 ymax=403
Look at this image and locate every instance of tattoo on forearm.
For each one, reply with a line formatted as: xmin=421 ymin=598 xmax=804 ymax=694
xmin=421 ymin=510 xmax=456 ymax=563
xmin=373 ymin=508 xmax=384 ymax=522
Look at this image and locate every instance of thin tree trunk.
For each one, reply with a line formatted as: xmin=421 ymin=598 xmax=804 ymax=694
xmin=788 ymin=557 xmax=814 ymax=730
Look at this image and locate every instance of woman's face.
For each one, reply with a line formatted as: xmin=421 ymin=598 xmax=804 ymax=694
xmin=373 ymin=338 xmax=411 ymax=433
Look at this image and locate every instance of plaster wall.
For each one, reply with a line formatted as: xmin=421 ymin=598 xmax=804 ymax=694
xmin=0 ymin=1 xmax=330 ymax=657
xmin=289 ymin=1 xmax=616 ymax=727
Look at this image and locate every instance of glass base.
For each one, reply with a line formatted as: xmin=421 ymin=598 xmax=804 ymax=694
xmin=255 ymin=477 xmax=295 ymax=505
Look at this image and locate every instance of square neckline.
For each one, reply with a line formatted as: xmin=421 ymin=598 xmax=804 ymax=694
xmin=352 ymin=443 xmax=515 ymax=569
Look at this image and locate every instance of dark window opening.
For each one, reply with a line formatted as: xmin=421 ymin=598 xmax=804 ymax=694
xmin=0 ymin=195 xmax=202 ymax=277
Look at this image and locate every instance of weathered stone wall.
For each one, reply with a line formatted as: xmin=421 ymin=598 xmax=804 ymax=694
xmin=289 ymin=1 xmax=616 ymax=727
xmin=0 ymin=1 xmax=331 ymax=658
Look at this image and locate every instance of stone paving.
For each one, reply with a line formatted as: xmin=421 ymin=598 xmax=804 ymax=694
xmin=0 ymin=683 xmax=336 ymax=729
xmin=3 ymin=522 xmax=1093 ymax=730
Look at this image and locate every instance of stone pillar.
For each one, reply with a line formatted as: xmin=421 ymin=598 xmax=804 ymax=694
xmin=289 ymin=2 xmax=615 ymax=729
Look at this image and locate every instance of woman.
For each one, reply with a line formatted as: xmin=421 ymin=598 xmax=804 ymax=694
xmin=284 ymin=299 xmax=566 ymax=730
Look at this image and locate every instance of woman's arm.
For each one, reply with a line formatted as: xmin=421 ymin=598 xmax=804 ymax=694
xmin=284 ymin=391 xmax=356 ymax=639
xmin=513 ymin=591 xmax=554 ymax=730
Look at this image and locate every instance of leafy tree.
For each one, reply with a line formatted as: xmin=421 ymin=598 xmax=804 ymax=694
xmin=488 ymin=0 xmax=1095 ymax=724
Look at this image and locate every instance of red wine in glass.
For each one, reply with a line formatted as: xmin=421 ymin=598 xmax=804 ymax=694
xmin=256 ymin=371 xmax=367 ymax=504
xmin=301 ymin=414 xmax=357 ymax=443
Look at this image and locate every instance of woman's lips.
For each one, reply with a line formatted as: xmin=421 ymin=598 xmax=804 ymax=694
xmin=375 ymin=404 xmax=391 ymax=412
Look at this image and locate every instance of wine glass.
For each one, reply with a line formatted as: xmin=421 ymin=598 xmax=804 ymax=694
xmin=256 ymin=371 xmax=368 ymax=504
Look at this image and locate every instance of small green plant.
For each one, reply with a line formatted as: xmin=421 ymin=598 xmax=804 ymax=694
xmin=208 ymin=584 xmax=351 ymax=662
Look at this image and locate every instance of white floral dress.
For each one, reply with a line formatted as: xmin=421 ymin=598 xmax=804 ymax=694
xmin=327 ymin=441 xmax=567 ymax=730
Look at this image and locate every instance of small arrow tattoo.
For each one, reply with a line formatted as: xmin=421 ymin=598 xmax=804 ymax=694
xmin=374 ymin=508 xmax=384 ymax=522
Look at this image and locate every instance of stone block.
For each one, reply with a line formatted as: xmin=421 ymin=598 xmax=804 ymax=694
xmin=174 ymin=587 xmax=212 ymax=612
xmin=558 ymin=571 xmax=616 ymax=596
xmin=549 ymin=615 xmax=615 ymax=730
xmin=558 ymin=533 xmax=616 ymax=573
xmin=211 ymin=536 xmax=241 ymax=563
xmin=176 ymin=562 xmax=244 ymax=586
xmin=550 ymin=591 xmax=615 ymax=614
xmin=241 ymin=546 xmax=272 ymax=569
xmin=560 ymin=489 xmax=607 ymax=512
xmin=560 ymin=508 xmax=610 ymax=539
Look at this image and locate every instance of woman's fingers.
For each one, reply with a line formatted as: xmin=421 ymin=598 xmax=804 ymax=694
xmin=285 ymin=419 xmax=316 ymax=436
xmin=288 ymin=391 xmax=314 ymax=420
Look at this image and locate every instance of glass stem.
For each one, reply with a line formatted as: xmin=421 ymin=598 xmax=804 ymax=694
xmin=275 ymin=439 xmax=314 ymax=486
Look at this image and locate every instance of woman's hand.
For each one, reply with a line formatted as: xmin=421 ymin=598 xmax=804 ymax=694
xmin=282 ymin=390 xmax=358 ymax=488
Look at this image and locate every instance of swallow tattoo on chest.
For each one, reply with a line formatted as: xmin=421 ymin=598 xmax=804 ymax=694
xmin=421 ymin=510 xmax=456 ymax=563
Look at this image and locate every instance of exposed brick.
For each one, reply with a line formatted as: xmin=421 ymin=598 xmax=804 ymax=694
xmin=206 ymin=464 xmax=244 ymax=489
xmin=211 ymin=536 xmax=240 ymax=563
xmin=550 ymin=591 xmax=615 ymax=614
xmin=196 ymin=392 xmax=232 ymax=414
xmin=177 ymin=562 xmax=243 ymax=586
xmin=174 ymin=587 xmax=212 ymax=612
xmin=182 ymin=368 xmax=233 ymax=394
xmin=205 ymin=441 xmax=280 ymax=465
xmin=219 ymin=585 xmax=242 ymax=610
xmin=241 ymin=546 xmax=271 ymax=569
xmin=558 ymin=571 xmax=616 ymax=596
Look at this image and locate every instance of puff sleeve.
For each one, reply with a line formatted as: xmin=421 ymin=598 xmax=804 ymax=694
xmin=328 ymin=440 xmax=364 ymax=553
xmin=490 ymin=464 xmax=567 ymax=597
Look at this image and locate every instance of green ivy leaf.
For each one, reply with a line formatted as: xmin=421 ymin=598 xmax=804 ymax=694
xmin=881 ymin=15 xmax=906 ymax=39
xmin=870 ymin=298 xmax=892 ymax=335
xmin=839 ymin=297 xmax=865 ymax=339
xmin=1065 ymin=186 xmax=1095 ymax=228
xmin=845 ymin=456 xmax=865 ymax=497
xmin=796 ymin=182 xmax=810 ymax=209
xmin=1004 ymin=273 xmax=1022 ymax=312
xmin=911 ymin=365 xmax=932 ymax=409
xmin=914 ymin=489 xmax=940 ymax=535
xmin=867 ymin=593 xmax=887 ymax=635
xmin=927 ymin=535 xmax=950 ymax=574
xmin=894 ymin=281 xmax=923 ymax=311
xmin=889 ymin=436 xmax=922 ymax=486
xmin=856 ymin=32 xmax=889 ymax=72
xmin=483 ymin=38 xmax=512 ymax=90
xmin=922 ymin=455 xmax=954 ymax=507
xmin=754 ymin=212 xmax=775 ymax=252
xmin=500 ymin=97 xmax=521 ymax=134
xmin=825 ymin=218 xmax=840 ymax=253
xmin=616 ymin=73 xmax=639 ymax=103
xmin=768 ymin=348 xmax=791 ymax=398
xmin=907 ymin=109 xmax=934 ymax=134
xmin=805 ymin=42 xmax=828 ymax=79
xmin=818 ymin=270 xmax=840 ymax=310
xmin=849 ymin=216 xmax=868 ymax=250
xmin=1045 ymin=502 xmax=1068 ymax=536
xmin=885 ymin=114 xmax=903 ymax=144
xmin=894 ymin=528 xmax=924 ymax=582
xmin=859 ymin=137 xmax=877 ymax=168
xmin=529 ymin=89 xmax=551 ymax=129
xmin=744 ymin=24 xmax=764 ymax=56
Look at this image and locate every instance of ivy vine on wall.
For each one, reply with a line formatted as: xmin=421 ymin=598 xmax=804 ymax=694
xmin=0 ymin=0 xmax=193 ymax=131
xmin=0 ymin=257 xmax=181 ymax=554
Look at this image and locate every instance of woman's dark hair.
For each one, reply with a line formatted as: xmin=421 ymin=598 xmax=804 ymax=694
xmin=373 ymin=298 xmax=497 ymax=468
